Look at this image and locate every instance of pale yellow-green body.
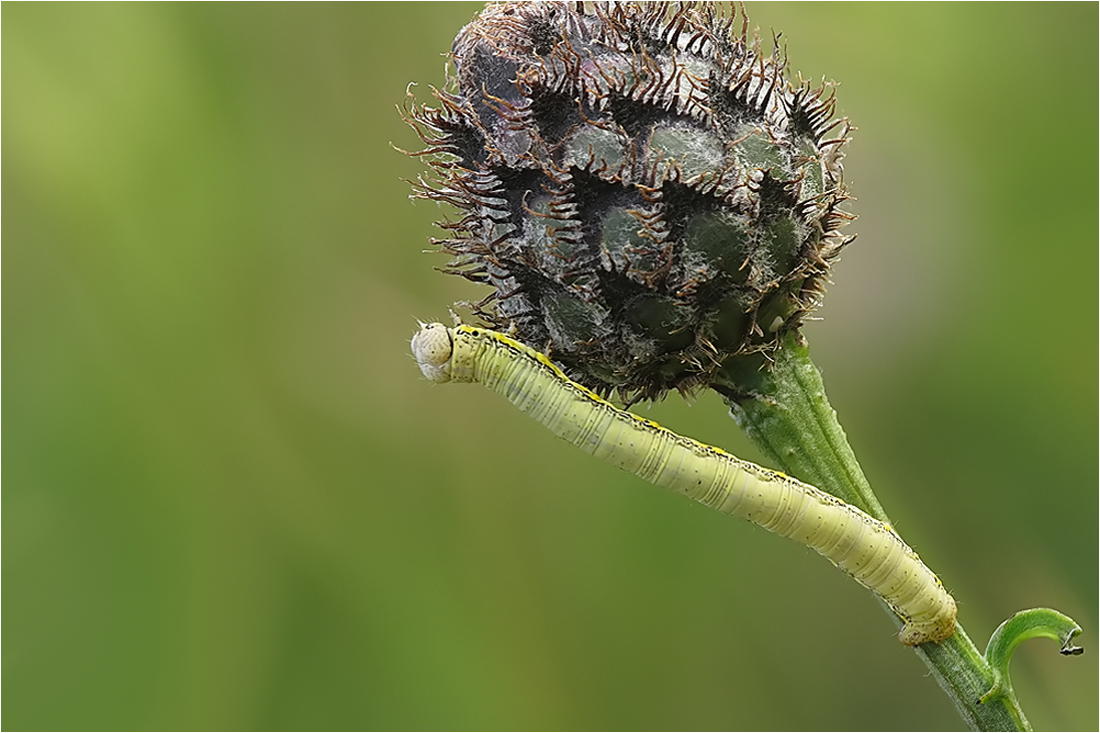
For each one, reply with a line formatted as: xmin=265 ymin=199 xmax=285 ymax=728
xmin=412 ymin=322 xmax=957 ymax=645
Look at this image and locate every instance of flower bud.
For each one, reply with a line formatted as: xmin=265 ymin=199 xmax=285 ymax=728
xmin=406 ymin=2 xmax=853 ymax=402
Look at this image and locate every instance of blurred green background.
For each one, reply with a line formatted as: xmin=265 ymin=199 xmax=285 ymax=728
xmin=4 ymin=3 xmax=1096 ymax=729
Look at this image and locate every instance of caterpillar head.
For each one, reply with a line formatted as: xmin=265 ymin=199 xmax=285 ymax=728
xmin=411 ymin=322 xmax=455 ymax=383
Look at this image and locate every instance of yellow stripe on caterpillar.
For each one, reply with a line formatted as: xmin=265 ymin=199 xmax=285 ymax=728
xmin=411 ymin=322 xmax=957 ymax=645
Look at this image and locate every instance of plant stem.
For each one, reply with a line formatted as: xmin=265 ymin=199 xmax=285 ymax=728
xmin=721 ymin=331 xmax=1028 ymax=731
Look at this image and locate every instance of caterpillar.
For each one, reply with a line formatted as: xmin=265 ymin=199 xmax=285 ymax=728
xmin=411 ymin=322 xmax=957 ymax=645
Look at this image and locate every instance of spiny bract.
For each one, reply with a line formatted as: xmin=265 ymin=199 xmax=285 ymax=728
xmin=406 ymin=1 xmax=853 ymax=402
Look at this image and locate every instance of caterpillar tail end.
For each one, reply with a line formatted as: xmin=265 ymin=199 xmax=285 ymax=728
xmin=412 ymin=322 xmax=454 ymax=383
xmin=898 ymin=594 xmax=958 ymax=646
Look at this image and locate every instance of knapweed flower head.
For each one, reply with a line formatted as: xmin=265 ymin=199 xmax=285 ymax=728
xmin=405 ymin=1 xmax=853 ymax=402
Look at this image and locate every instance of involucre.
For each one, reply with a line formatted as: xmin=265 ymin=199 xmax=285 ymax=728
xmin=405 ymin=2 xmax=853 ymax=402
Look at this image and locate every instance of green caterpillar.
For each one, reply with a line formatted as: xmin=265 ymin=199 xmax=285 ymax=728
xmin=411 ymin=322 xmax=957 ymax=645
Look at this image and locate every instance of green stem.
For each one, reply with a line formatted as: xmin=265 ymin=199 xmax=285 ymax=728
xmin=719 ymin=331 xmax=1027 ymax=731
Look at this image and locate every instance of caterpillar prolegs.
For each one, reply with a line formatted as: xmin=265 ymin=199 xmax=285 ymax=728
xmin=411 ymin=323 xmax=957 ymax=645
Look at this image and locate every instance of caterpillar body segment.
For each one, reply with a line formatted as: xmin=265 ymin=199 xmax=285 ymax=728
xmin=411 ymin=323 xmax=957 ymax=645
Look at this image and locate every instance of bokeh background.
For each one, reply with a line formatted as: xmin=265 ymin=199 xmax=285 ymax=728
xmin=4 ymin=3 xmax=1096 ymax=729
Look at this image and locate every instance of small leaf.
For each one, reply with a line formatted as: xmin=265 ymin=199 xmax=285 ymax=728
xmin=979 ymin=608 xmax=1083 ymax=705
